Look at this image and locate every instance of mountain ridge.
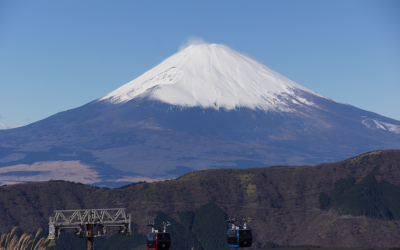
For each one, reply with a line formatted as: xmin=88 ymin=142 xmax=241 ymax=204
xmin=0 ymin=150 xmax=399 ymax=248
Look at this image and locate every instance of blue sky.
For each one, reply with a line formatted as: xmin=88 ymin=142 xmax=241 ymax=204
xmin=1 ymin=0 xmax=399 ymax=126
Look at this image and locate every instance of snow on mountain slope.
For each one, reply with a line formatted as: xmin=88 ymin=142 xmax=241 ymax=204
xmin=100 ymin=44 xmax=325 ymax=112
xmin=362 ymin=118 xmax=400 ymax=134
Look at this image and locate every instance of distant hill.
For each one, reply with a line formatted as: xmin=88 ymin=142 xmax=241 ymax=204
xmin=0 ymin=150 xmax=400 ymax=249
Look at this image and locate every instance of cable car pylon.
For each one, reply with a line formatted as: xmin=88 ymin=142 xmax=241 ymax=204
xmin=48 ymin=208 xmax=131 ymax=250
xmin=146 ymin=221 xmax=172 ymax=250
xmin=227 ymin=217 xmax=253 ymax=248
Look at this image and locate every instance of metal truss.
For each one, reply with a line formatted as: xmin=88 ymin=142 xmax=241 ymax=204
xmin=48 ymin=208 xmax=131 ymax=242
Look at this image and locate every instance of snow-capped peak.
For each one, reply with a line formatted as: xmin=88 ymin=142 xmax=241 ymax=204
xmin=100 ymin=43 xmax=323 ymax=111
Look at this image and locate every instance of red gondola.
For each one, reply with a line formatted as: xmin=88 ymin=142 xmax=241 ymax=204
xmin=146 ymin=222 xmax=171 ymax=250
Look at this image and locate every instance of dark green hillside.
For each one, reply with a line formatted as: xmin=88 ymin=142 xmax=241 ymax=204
xmin=0 ymin=150 xmax=400 ymax=248
xmin=177 ymin=210 xmax=195 ymax=230
xmin=192 ymin=202 xmax=229 ymax=250
xmin=319 ymin=167 xmax=400 ymax=219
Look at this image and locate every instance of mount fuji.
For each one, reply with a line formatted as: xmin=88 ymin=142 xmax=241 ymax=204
xmin=0 ymin=43 xmax=399 ymax=187
xmin=101 ymin=44 xmax=322 ymax=111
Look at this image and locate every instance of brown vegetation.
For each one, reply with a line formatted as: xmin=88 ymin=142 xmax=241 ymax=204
xmin=0 ymin=227 xmax=55 ymax=250
xmin=0 ymin=150 xmax=399 ymax=248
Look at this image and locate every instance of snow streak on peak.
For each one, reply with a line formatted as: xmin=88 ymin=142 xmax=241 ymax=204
xmin=100 ymin=43 xmax=324 ymax=111
xmin=362 ymin=118 xmax=400 ymax=134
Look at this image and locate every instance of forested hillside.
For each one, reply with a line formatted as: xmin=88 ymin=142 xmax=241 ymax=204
xmin=1 ymin=150 xmax=400 ymax=249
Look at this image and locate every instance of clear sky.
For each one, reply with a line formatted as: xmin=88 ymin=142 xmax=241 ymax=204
xmin=1 ymin=0 xmax=399 ymax=126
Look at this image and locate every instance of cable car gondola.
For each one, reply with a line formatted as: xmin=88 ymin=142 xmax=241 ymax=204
xmin=227 ymin=218 xmax=253 ymax=248
xmin=146 ymin=221 xmax=171 ymax=250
